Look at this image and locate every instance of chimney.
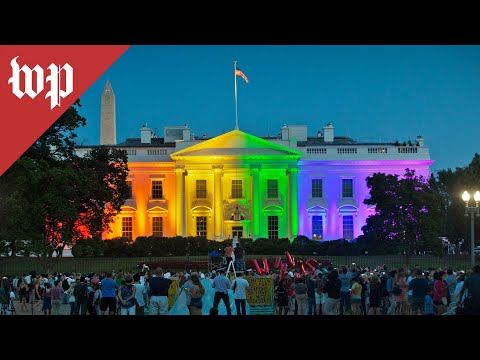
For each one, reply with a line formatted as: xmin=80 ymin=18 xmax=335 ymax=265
xmin=317 ymin=130 xmax=322 ymax=138
xmin=416 ymin=135 xmax=424 ymax=146
xmin=182 ymin=124 xmax=191 ymax=141
xmin=281 ymin=124 xmax=289 ymax=140
xmin=323 ymin=122 xmax=334 ymax=143
xmin=140 ymin=124 xmax=152 ymax=144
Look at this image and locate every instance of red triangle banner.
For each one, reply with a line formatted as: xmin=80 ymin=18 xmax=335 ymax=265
xmin=0 ymin=45 xmax=130 ymax=176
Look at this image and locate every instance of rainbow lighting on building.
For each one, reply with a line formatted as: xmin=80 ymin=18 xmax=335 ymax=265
xmin=76 ymin=82 xmax=433 ymax=242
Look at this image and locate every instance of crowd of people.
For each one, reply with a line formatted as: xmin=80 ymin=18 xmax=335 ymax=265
xmin=1 ymin=261 xmax=479 ymax=316
xmin=273 ymin=263 xmax=480 ymax=315
xmin=0 ymin=266 xmax=251 ymax=316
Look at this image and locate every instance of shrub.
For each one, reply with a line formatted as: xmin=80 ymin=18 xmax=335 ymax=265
xmin=72 ymin=237 xmax=106 ymax=257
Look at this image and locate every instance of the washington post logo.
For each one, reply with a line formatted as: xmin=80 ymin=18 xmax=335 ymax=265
xmin=8 ymin=56 xmax=73 ymax=110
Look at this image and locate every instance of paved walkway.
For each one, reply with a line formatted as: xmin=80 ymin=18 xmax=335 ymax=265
xmin=12 ymin=300 xmax=76 ymax=315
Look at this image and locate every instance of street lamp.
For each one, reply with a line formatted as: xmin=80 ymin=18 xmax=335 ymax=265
xmin=462 ymin=190 xmax=480 ymax=267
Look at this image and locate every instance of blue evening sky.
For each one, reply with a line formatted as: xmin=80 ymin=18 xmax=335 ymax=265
xmin=76 ymin=45 xmax=480 ymax=172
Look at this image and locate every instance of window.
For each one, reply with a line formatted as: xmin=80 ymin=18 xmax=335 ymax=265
xmin=126 ymin=180 xmax=133 ymax=199
xmin=196 ymin=216 xmax=207 ymax=238
xmin=152 ymin=180 xmax=163 ymax=199
xmin=268 ymin=216 xmax=279 ymax=239
xmin=312 ymin=179 xmax=323 ymax=198
xmin=232 ymin=180 xmax=242 ymax=199
xmin=122 ymin=217 xmax=133 ymax=240
xmin=152 ymin=217 xmax=163 ymax=237
xmin=312 ymin=216 xmax=323 ymax=240
xmin=267 ymin=179 xmax=278 ymax=199
xmin=343 ymin=215 xmax=354 ymax=240
xmin=196 ymin=180 xmax=207 ymax=199
xmin=342 ymin=179 xmax=353 ymax=198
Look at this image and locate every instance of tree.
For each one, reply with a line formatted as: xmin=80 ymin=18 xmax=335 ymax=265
xmin=362 ymin=169 xmax=444 ymax=265
xmin=0 ymin=100 xmax=129 ymax=273
xmin=435 ymin=153 xmax=480 ymax=252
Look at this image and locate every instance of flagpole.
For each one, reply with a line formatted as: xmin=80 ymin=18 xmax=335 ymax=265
xmin=234 ymin=60 xmax=239 ymax=130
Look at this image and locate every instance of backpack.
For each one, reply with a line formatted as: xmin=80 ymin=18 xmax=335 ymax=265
xmin=62 ymin=279 xmax=70 ymax=291
xmin=75 ymin=284 xmax=88 ymax=302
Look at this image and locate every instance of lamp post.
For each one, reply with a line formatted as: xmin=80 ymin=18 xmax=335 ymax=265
xmin=462 ymin=190 xmax=480 ymax=267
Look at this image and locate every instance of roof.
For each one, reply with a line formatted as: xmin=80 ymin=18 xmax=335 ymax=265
xmin=171 ymin=130 xmax=302 ymax=159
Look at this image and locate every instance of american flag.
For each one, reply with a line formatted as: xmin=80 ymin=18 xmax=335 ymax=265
xmin=235 ymin=66 xmax=248 ymax=83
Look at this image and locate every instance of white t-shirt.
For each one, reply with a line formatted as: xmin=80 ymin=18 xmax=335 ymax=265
xmin=67 ymin=277 xmax=75 ymax=286
xmin=25 ymin=275 xmax=31 ymax=285
xmin=134 ymin=284 xmax=147 ymax=307
xmin=232 ymin=278 xmax=249 ymax=300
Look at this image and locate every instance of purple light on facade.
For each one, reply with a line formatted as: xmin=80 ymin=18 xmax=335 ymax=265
xmin=297 ymin=159 xmax=433 ymax=241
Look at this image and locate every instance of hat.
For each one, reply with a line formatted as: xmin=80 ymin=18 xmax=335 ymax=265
xmin=211 ymin=270 xmax=216 ymax=274
xmin=200 ymin=273 xmax=205 ymax=279
xmin=184 ymin=274 xmax=190 ymax=278
xmin=288 ymin=271 xmax=294 ymax=277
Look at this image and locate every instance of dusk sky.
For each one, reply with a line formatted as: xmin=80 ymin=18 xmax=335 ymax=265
xmin=76 ymin=45 xmax=480 ymax=172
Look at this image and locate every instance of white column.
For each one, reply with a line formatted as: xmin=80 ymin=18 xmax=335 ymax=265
xmin=251 ymin=165 xmax=260 ymax=239
xmin=175 ymin=166 xmax=185 ymax=237
xmin=213 ymin=165 xmax=223 ymax=241
xmin=288 ymin=167 xmax=299 ymax=239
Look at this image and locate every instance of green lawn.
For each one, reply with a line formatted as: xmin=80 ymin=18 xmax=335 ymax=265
xmin=0 ymin=254 xmax=475 ymax=276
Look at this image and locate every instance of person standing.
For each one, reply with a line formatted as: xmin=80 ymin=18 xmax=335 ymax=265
xmin=73 ymin=277 xmax=88 ymax=315
xmin=115 ymin=271 xmax=125 ymax=288
xmin=50 ymin=280 xmax=64 ymax=315
xmin=445 ymin=268 xmax=456 ymax=305
xmin=133 ymin=274 xmax=147 ymax=315
xmin=457 ymin=265 xmax=480 ymax=315
xmin=323 ymin=269 xmax=341 ymax=315
xmin=351 ymin=277 xmax=362 ymax=315
xmin=433 ymin=271 xmax=448 ymax=315
xmin=294 ymin=277 xmax=308 ymax=316
xmin=339 ymin=266 xmax=352 ymax=315
xmin=306 ymin=271 xmax=318 ymax=315
xmin=18 ymin=281 xmax=28 ymax=312
xmin=409 ymin=270 xmax=428 ymax=315
xmin=212 ymin=268 xmax=232 ymax=315
xmin=185 ymin=274 xmax=205 ymax=315
xmin=183 ymin=274 xmax=194 ymax=315
xmin=385 ymin=270 xmax=397 ymax=315
xmin=225 ymin=244 xmax=234 ymax=269
xmin=234 ymin=243 xmax=244 ymax=271
xmin=66 ymin=283 xmax=76 ymax=315
xmin=368 ymin=275 xmax=382 ymax=315
xmin=424 ymin=288 xmax=434 ymax=315
xmin=100 ymin=273 xmax=119 ymax=316
xmin=42 ymin=283 xmax=52 ymax=315
xmin=148 ymin=268 xmax=171 ymax=315
xmin=393 ymin=269 xmax=408 ymax=315
xmin=274 ymin=278 xmax=289 ymax=315
xmin=118 ymin=275 xmax=136 ymax=315
xmin=232 ymin=271 xmax=249 ymax=315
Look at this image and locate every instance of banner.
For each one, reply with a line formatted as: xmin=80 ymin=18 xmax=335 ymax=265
xmin=0 ymin=45 xmax=130 ymax=175
xmin=245 ymin=276 xmax=274 ymax=306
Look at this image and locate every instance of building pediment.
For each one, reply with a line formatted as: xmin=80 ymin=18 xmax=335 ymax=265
xmin=170 ymin=130 xmax=302 ymax=159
